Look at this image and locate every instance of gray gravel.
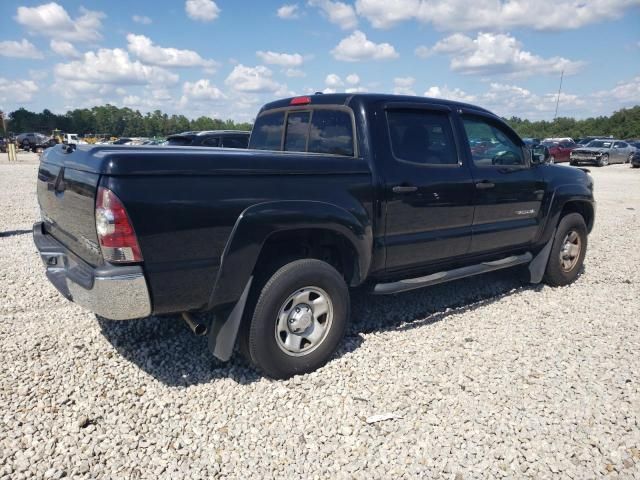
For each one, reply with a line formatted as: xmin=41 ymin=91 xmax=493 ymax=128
xmin=1 ymin=153 xmax=639 ymax=479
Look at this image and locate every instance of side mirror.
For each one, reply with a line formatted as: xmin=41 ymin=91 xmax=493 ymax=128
xmin=530 ymin=145 xmax=550 ymax=164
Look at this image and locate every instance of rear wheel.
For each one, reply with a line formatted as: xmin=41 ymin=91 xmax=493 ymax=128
xmin=242 ymin=259 xmax=349 ymax=379
xmin=597 ymin=154 xmax=609 ymax=167
xmin=543 ymin=213 xmax=587 ymax=287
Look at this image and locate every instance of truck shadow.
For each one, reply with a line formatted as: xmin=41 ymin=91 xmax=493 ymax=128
xmin=97 ymin=266 xmax=563 ymax=386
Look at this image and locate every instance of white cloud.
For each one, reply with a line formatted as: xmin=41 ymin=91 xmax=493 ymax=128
xmin=285 ymin=68 xmax=306 ymax=77
xmin=15 ymin=3 xmax=104 ymax=42
xmin=54 ymin=48 xmax=179 ymax=89
xmin=0 ymin=78 xmax=39 ymax=104
xmin=393 ymin=76 xmax=416 ymax=95
xmin=591 ymin=76 xmax=640 ymax=110
xmin=0 ymin=39 xmax=43 ymax=59
xmin=324 ymin=73 xmax=365 ymax=92
xmin=325 ymin=73 xmax=344 ymax=87
xmin=355 ymin=0 xmax=640 ymax=31
xmin=50 ymin=39 xmax=81 ymax=58
xmin=428 ymin=32 xmax=584 ymax=77
xmin=422 ymin=82 xmax=590 ymax=120
xmin=424 ymin=85 xmax=477 ymax=103
xmin=331 ymin=30 xmax=398 ymax=62
xmin=414 ymin=45 xmax=430 ymax=59
xmin=132 ymin=15 xmax=152 ymax=24
xmin=127 ymin=34 xmax=218 ymax=71
xmin=277 ymin=4 xmax=300 ymax=19
xmin=256 ymin=50 xmax=304 ymax=67
xmin=308 ymin=0 xmax=358 ymax=29
xmin=225 ymin=64 xmax=282 ymax=93
xmin=185 ymin=0 xmax=220 ymax=21
xmin=346 ymin=73 xmax=360 ymax=85
xmin=179 ymin=79 xmax=226 ymax=107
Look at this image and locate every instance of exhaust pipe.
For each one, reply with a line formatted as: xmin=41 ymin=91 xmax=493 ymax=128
xmin=182 ymin=312 xmax=208 ymax=336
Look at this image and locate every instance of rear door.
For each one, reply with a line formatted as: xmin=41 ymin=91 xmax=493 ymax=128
xmin=380 ymin=103 xmax=475 ymax=272
xmin=459 ymin=111 xmax=546 ymax=254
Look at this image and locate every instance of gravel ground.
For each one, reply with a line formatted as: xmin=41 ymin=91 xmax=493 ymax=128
xmin=1 ymin=153 xmax=639 ymax=479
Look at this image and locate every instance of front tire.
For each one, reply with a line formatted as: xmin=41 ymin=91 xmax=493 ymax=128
xmin=243 ymin=259 xmax=349 ymax=379
xmin=543 ymin=213 xmax=587 ymax=287
xmin=549 ymin=155 xmax=555 ymax=164
xmin=597 ymin=154 xmax=609 ymax=167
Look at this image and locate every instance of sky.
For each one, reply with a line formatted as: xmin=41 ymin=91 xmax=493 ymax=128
xmin=0 ymin=0 xmax=639 ymax=123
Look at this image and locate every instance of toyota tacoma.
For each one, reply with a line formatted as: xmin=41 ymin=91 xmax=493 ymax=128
xmin=34 ymin=93 xmax=595 ymax=378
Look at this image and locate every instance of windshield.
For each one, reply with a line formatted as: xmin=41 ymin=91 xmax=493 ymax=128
xmin=586 ymin=140 xmax=611 ymax=148
xmin=70 ymin=135 xmax=78 ymax=141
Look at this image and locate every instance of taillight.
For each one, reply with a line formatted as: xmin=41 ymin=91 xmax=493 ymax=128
xmin=95 ymin=187 xmax=143 ymax=263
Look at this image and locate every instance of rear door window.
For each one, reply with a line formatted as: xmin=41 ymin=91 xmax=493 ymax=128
xmin=249 ymin=111 xmax=285 ymax=150
xmin=387 ymin=110 xmax=458 ymax=165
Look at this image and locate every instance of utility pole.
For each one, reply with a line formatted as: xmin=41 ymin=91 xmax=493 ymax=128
xmin=0 ymin=111 xmax=5 ymax=136
xmin=553 ymin=70 xmax=564 ymax=121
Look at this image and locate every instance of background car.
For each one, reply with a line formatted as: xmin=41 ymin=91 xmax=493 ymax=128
xmin=522 ymin=137 xmax=541 ymax=146
xmin=570 ymin=139 xmax=634 ymax=166
xmin=15 ymin=132 xmax=51 ymax=151
xmin=166 ymin=130 xmax=250 ymax=148
xmin=630 ymin=149 xmax=640 ymax=168
xmin=540 ymin=139 xmax=577 ymax=163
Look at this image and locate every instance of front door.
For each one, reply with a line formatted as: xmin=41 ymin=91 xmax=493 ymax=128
xmin=459 ymin=112 xmax=546 ymax=255
xmin=380 ymin=104 xmax=476 ymax=273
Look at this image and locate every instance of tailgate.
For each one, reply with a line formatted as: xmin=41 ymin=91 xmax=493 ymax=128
xmin=37 ymin=148 xmax=102 ymax=266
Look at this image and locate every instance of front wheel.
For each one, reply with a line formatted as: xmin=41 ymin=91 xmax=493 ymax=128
xmin=597 ymin=154 xmax=609 ymax=167
xmin=548 ymin=155 xmax=555 ymax=164
xmin=543 ymin=213 xmax=588 ymax=287
xmin=242 ymin=259 xmax=349 ymax=379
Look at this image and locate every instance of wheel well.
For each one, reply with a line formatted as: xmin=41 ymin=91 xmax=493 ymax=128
xmin=253 ymin=229 xmax=359 ymax=285
xmin=560 ymin=201 xmax=594 ymax=233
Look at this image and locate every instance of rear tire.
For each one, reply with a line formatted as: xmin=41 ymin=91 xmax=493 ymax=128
xmin=543 ymin=213 xmax=587 ymax=287
xmin=242 ymin=259 xmax=349 ymax=379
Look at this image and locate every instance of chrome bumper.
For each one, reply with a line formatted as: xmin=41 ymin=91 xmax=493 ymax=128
xmin=33 ymin=223 xmax=151 ymax=320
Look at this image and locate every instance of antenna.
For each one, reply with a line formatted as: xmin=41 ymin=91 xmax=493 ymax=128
xmin=553 ymin=70 xmax=564 ymax=121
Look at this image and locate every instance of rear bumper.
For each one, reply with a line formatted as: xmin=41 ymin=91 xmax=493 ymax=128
xmin=33 ymin=222 xmax=151 ymax=320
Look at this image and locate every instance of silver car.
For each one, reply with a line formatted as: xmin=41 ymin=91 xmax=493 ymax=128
xmin=570 ymin=139 xmax=634 ymax=167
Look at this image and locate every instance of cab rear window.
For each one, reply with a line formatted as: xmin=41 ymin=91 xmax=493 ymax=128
xmin=249 ymin=108 xmax=354 ymax=156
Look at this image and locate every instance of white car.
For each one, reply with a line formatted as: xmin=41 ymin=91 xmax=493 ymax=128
xmin=63 ymin=134 xmax=87 ymax=145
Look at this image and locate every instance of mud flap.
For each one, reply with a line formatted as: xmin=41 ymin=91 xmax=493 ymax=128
xmin=527 ymin=231 xmax=555 ymax=284
xmin=207 ymin=277 xmax=253 ymax=361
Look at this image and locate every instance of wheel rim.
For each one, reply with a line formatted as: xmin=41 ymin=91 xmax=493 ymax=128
xmin=601 ymin=155 xmax=609 ymax=166
xmin=549 ymin=155 xmax=555 ymax=164
xmin=275 ymin=286 xmax=333 ymax=356
xmin=559 ymin=230 xmax=582 ymax=272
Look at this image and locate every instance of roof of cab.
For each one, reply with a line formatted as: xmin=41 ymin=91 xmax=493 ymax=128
xmin=259 ymin=93 xmax=494 ymax=116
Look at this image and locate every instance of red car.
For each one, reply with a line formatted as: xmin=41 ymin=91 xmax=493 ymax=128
xmin=541 ymin=140 xmax=577 ymax=163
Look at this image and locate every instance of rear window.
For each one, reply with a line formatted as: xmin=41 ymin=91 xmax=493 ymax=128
xmin=222 ymin=135 xmax=249 ymax=148
xmin=284 ymin=111 xmax=311 ymax=152
xmin=308 ymin=110 xmax=354 ymax=156
xmin=249 ymin=111 xmax=285 ymax=150
xmin=166 ymin=136 xmax=193 ymax=146
xmin=249 ymin=108 xmax=354 ymax=156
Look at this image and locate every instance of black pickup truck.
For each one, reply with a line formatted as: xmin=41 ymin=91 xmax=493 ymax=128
xmin=34 ymin=93 xmax=595 ymax=378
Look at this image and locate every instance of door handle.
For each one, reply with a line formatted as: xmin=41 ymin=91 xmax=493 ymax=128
xmin=475 ymin=180 xmax=495 ymax=190
xmin=392 ymin=185 xmax=418 ymax=193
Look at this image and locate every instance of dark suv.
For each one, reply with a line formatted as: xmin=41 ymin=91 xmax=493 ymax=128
xmin=166 ymin=130 xmax=250 ymax=148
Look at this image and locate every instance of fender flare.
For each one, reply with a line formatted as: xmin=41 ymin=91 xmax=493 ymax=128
xmin=538 ymin=184 xmax=594 ymax=245
xmin=206 ymin=200 xmax=372 ymax=361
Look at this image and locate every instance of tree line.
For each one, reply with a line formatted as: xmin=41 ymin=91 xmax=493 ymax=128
xmin=2 ymin=104 xmax=639 ymax=140
xmin=504 ymin=106 xmax=640 ymax=140
xmin=2 ymin=105 xmax=252 ymax=138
